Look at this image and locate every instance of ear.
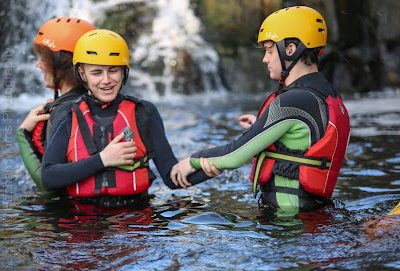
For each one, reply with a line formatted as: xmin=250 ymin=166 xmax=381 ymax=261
xmin=78 ymin=65 xmax=87 ymax=82
xmin=286 ymin=43 xmax=297 ymax=56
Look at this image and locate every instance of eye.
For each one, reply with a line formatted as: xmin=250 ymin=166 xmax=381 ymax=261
xmin=90 ymin=70 xmax=102 ymax=76
xmin=109 ymin=67 xmax=121 ymax=73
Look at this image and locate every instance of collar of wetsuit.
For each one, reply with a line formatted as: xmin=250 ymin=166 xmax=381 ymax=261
xmin=85 ymin=94 xmax=122 ymax=108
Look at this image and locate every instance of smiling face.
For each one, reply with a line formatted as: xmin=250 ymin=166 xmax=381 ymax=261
xmin=262 ymin=40 xmax=282 ymax=81
xmin=79 ymin=64 xmax=124 ymax=103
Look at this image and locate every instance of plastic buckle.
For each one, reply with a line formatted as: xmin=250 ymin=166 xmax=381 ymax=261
xmin=319 ymin=157 xmax=328 ymax=169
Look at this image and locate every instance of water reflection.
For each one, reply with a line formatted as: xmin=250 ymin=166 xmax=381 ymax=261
xmin=1 ymin=92 xmax=400 ymax=270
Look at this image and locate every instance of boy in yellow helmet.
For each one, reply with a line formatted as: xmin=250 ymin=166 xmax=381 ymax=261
xmin=172 ymin=6 xmax=351 ymax=215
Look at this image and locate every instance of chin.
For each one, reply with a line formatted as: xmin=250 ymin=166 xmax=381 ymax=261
xmin=100 ymin=94 xmax=118 ymax=103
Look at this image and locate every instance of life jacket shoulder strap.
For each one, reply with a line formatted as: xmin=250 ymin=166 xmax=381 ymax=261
xmin=121 ymin=96 xmax=155 ymax=159
xmin=72 ymin=103 xmax=98 ymax=155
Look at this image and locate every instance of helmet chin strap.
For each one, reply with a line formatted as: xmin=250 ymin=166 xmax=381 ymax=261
xmin=276 ymin=41 xmax=306 ymax=89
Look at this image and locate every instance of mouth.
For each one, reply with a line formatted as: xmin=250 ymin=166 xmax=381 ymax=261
xmin=100 ymin=86 xmax=116 ymax=93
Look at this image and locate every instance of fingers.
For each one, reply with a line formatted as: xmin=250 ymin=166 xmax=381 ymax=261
xmin=200 ymin=157 xmax=211 ymax=175
xmin=209 ymin=163 xmax=222 ymax=176
xmin=118 ymin=142 xmax=137 ymax=154
xmin=45 ymin=98 xmax=54 ymax=104
xmin=200 ymin=157 xmax=222 ymax=177
xmin=179 ymin=172 xmax=192 ymax=188
xmin=171 ymin=164 xmax=179 ymax=186
xmin=170 ymin=161 xmax=192 ymax=188
xmin=110 ymin=133 xmax=124 ymax=144
xmin=32 ymin=104 xmax=45 ymax=115
xmin=238 ymin=114 xmax=256 ymax=129
xmin=36 ymin=113 xmax=50 ymax=122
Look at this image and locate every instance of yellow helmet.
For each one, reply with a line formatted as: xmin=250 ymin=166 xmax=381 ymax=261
xmin=73 ymin=29 xmax=130 ymax=67
xmin=258 ymin=6 xmax=327 ymax=48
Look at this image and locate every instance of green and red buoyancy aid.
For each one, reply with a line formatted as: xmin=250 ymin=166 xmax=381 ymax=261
xmin=250 ymin=88 xmax=350 ymax=198
xmin=31 ymin=93 xmax=81 ymax=158
xmin=66 ymin=98 xmax=151 ymax=197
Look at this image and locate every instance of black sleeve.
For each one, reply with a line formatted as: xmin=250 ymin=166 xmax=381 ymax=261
xmin=140 ymin=101 xmax=210 ymax=189
xmin=41 ymin=118 xmax=105 ymax=191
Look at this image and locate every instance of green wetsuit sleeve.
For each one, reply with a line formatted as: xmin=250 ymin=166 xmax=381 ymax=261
xmin=190 ymin=119 xmax=305 ymax=170
xmin=16 ymin=127 xmax=48 ymax=192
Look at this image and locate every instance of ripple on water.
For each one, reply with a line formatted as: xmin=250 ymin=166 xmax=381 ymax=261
xmin=181 ymin=212 xmax=234 ymax=226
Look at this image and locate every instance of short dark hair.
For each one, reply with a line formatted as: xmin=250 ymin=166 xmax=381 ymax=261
xmin=33 ymin=44 xmax=79 ymax=88
xmin=284 ymin=38 xmax=321 ymax=66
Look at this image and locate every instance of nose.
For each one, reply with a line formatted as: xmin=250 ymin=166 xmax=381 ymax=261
xmin=101 ymin=71 xmax=111 ymax=84
xmin=36 ymin=57 xmax=43 ymax=69
xmin=262 ymin=51 xmax=269 ymax=65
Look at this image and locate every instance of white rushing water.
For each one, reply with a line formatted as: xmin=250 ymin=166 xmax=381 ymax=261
xmin=1 ymin=0 xmax=225 ymax=105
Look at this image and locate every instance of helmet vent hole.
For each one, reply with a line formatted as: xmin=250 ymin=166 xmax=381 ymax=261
xmin=260 ymin=28 xmax=264 ymax=33
xmin=38 ymin=32 xmax=43 ymax=36
xmin=86 ymin=51 xmax=98 ymax=55
xmin=109 ymin=53 xmax=120 ymax=56
xmin=77 ymin=20 xmax=81 ymax=23
xmin=316 ymin=18 xmax=323 ymax=23
xmin=56 ymin=18 xmax=61 ymax=23
xmin=318 ymin=28 xmax=325 ymax=33
xmin=67 ymin=19 xmax=71 ymax=23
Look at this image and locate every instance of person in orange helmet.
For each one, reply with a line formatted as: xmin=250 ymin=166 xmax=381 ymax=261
xmin=16 ymin=17 xmax=96 ymax=191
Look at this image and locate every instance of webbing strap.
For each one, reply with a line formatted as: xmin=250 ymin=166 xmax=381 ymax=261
xmin=117 ymin=155 xmax=149 ymax=172
xmin=264 ymin=151 xmax=331 ymax=169
xmin=252 ymin=150 xmax=331 ymax=198
xmin=73 ymin=103 xmax=98 ymax=155
xmin=252 ymin=151 xmax=267 ymax=198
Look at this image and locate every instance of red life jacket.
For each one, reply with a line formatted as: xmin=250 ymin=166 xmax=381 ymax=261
xmin=66 ymin=98 xmax=151 ymax=197
xmin=250 ymin=88 xmax=350 ymax=198
xmin=32 ymin=121 xmax=47 ymax=156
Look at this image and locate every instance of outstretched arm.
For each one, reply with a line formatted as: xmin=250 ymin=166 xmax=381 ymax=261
xmin=140 ymin=101 xmax=211 ymax=189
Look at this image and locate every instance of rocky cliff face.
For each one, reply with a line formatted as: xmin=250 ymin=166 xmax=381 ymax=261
xmin=193 ymin=0 xmax=400 ymax=93
xmin=1 ymin=0 xmax=399 ymax=96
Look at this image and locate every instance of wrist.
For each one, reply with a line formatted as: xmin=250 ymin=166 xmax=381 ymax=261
xmin=99 ymin=151 xmax=108 ymax=167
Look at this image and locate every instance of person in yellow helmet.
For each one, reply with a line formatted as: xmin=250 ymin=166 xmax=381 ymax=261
xmin=41 ymin=29 xmax=207 ymax=206
xmin=16 ymin=17 xmax=95 ymax=191
xmin=171 ymin=6 xmax=351 ymax=215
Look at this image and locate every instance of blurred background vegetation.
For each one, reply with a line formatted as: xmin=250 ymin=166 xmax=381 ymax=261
xmin=1 ymin=0 xmax=399 ymax=95
xmin=191 ymin=0 xmax=400 ymax=93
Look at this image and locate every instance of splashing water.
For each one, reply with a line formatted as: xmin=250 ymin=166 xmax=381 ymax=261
xmin=1 ymin=0 xmax=225 ymax=101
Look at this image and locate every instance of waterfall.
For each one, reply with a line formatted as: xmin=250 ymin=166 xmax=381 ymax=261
xmin=0 ymin=0 xmax=225 ymax=109
xmin=130 ymin=0 xmax=225 ymax=99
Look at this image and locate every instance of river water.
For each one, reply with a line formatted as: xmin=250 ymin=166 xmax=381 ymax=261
xmin=1 ymin=90 xmax=400 ymax=270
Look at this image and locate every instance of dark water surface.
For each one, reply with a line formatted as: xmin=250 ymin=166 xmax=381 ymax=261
xmin=1 ymin=92 xmax=400 ymax=270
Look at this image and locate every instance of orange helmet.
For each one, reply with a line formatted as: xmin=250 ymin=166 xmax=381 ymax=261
xmin=34 ymin=17 xmax=95 ymax=52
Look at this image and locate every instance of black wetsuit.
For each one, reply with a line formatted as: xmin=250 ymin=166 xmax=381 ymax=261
xmin=189 ymin=72 xmax=338 ymax=211
xmin=41 ymin=94 xmax=207 ymax=195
